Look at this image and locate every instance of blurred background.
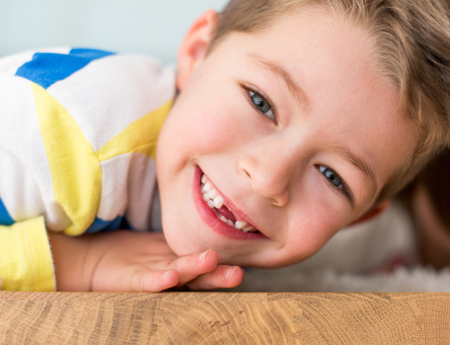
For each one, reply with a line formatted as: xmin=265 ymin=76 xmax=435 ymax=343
xmin=0 ymin=0 xmax=228 ymax=63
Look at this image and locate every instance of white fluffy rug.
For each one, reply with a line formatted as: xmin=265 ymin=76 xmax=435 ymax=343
xmin=229 ymin=201 xmax=450 ymax=292
xmin=231 ymin=266 xmax=450 ymax=292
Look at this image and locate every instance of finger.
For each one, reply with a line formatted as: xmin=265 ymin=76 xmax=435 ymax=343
xmin=130 ymin=268 xmax=179 ymax=292
xmin=169 ymin=249 xmax=219 ymax=286
xmin=186 ymin=265 xmax=244 ymax=290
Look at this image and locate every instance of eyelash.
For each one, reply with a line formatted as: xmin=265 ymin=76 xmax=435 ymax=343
xmin=241 ymin=83 xmax=277 ymax=124
xmin=317 ymin=165 xmax=354 ymax=203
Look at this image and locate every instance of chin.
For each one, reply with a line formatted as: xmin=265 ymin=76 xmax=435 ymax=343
xmin=161 ymin=223 xmax=208 ymax=257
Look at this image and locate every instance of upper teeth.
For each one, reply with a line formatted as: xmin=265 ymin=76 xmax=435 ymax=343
xmin=201 ymin=174 xmax=257 ymax=233
xmin=235 ymin=221 xmax=247 ymax=230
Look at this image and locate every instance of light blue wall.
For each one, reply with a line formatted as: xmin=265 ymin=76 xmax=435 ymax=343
xmin=0 ymin=0 xmax=228 ymax=63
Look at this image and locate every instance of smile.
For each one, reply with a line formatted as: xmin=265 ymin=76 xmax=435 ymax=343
xmin=201 ymin=174 xmax=258 ymax=233
xmin=193 ymin=166 xmax=266 ymax=240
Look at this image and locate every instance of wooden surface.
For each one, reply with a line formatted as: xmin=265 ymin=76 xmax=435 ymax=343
xmin=0 ymin=292 xmax=449 ymax=344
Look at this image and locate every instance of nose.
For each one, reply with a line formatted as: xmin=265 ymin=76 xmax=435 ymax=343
xmin=239 ymin=145 xmax=294 ymax=207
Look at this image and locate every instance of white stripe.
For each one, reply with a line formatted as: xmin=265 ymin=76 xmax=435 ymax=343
xmin=97 ymin=153 xmax=157 ymax=231
xmin=97 ymin=155 xmax=131 ymax=221
xmin=0 ymin=76 xmax=70 ymax=230
xmin=125 ymin=153 xmax=156 ymax=231
xmin=47 ymin=54 xmax=176 ymax=151
xmin=0 ymin=149 xmax=45 ymax=221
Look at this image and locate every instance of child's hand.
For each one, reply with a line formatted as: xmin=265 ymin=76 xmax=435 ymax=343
xmin=48 ymin=231 xmax=244 ymax=292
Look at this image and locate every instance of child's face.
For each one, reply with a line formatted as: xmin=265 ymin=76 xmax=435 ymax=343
xmin=156 ymin=10 xmax=415 ymax=268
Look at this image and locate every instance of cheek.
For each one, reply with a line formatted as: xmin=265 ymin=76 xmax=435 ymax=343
xmin=285 ymin=213 xmax=343 ymax=263
xmin=176 ymin=97 xmax=247 ymax=155
xmin=195 ymin=115 xmax=236 ymax=152
xmin=285 ymin=178 xmax=350 ymax=260
xmin=305 ymin=209 xmax=341 ymax=238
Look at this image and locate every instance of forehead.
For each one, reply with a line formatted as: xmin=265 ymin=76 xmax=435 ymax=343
xmin=207 ymin=8 xmax=416 ymax=202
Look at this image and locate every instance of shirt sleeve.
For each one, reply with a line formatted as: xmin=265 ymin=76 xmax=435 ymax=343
xmin=0 ymin=216 xmax=56 ymax=291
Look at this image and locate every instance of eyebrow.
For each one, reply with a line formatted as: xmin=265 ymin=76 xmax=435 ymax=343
xmin=246 ymin=53 xmax=309 ymax=109
xmin=337 ymin=146 xmax=378 ymax=201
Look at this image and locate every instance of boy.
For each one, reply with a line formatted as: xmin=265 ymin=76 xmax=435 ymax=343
xmin=1 ymin=0 xmax=450 ymax=291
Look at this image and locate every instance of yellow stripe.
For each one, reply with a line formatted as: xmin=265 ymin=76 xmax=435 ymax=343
xmin=32 ymin=83 xmax=102 ymax=236
xmin=0 ymin=217 xmax=55 ymax=291
xmin=96 ymin=99 xmax=172 ymax=161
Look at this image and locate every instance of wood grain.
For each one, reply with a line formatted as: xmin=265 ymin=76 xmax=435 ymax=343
xmin=0 ymin=292 xmax=449 ymax=344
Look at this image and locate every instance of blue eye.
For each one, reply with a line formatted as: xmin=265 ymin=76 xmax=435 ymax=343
xmin=249 ymin=91 xmax=276 ymax=123
xmin=317 ymin=165 xmax=355 ymax=205
xmin=319 ymin=165 xmax=343 ymax=189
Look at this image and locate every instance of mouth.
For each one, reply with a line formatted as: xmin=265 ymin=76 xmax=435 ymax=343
xmin=193 ymin=166 xmax=266 ymax=240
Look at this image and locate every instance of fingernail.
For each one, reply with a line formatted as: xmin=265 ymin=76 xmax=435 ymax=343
xmin=226 ymin=267 xmax=239 ymax=281
xmin=200 ymin=249 xmax=211 ymax=261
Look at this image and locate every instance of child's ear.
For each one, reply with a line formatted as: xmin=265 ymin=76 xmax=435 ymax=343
xmin=348 ymin=200 xmax=391 ymax=227
xmin=176 ymin=10 xmax=218 ymax=91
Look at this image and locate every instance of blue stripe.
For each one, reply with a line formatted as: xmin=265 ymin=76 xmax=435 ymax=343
xmin=15 ymin=48 xmax=115 ymax=89
xmin=69 ymin=48 xmax=115 ymax=60
xmin=85 ymin=215 xmax=123 ymax=233
xmin=0 ymin=197 xmax=14 ymax=226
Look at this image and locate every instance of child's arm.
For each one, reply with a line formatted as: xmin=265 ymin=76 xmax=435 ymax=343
xmin=48 ymin=231 xmax=244 ymax=291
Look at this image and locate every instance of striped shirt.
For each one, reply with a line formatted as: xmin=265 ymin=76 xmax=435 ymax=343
xmin=0 ymin=48 xmax=175 ymax=290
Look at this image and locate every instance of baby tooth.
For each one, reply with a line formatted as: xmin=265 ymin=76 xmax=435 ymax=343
xmin=204 ymin=182 xmax=211 ymax=192
xmin=202 ymin=192 xmax=210 ymax=202
xmin=213 ymin=195 xmax=224 ymax=208
xmin=227 ymin=220 xmax=234 ymax=227
xmin=207 ymin=200 xmax=215 ymax=209
xmin=235 ymin=221 xmax=248 ymax=230
xmin=201 ymin=175 xmax=207 ymax=184
xmin=243 ymin=226 xmax=255 ymax=232
xmin=219 ymin=215 xmax=228 ymax=223
xmin=208 ymin=189 xmax=217 ymax=199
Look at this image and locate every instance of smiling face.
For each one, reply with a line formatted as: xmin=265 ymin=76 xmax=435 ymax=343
xmin=156 ymin=9 xmax=415 ymax=268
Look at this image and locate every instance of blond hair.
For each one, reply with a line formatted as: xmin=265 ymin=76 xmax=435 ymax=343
xmin=209 ymin=0 xmax=450 ymax=201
